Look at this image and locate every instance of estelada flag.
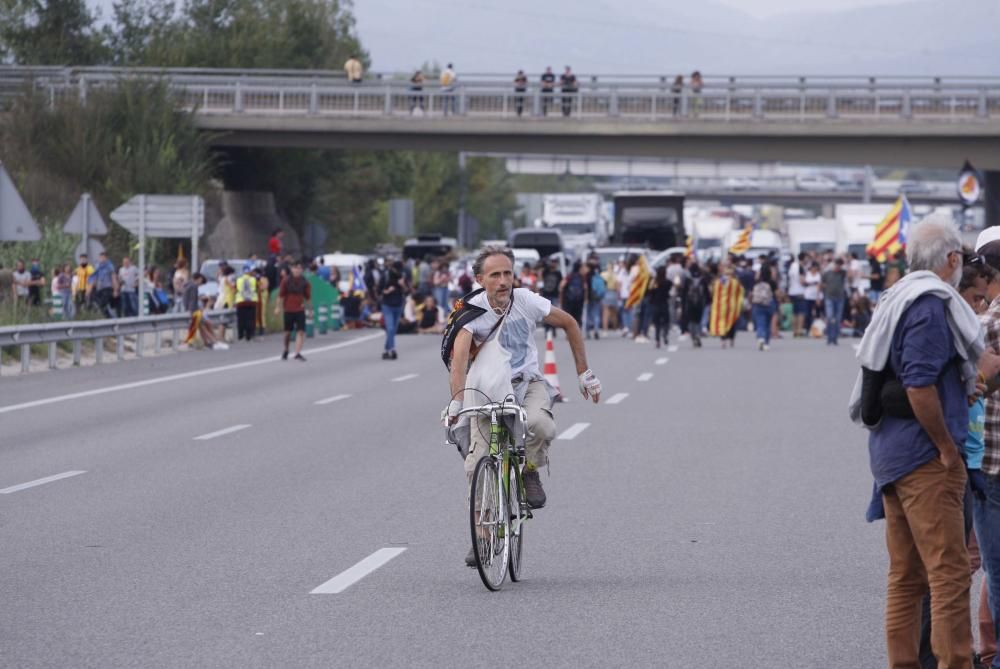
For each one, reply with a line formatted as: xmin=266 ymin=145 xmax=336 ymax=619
xmin=867 ymin=196 xmax=912 ymax=262
xmin=685 ymin=235 xmax=694 ymax=258
xmin=709 ymin=276 xmax=744 ymax=336
xmin=625 ymin=255 xmax=651 ymax=310
xmin=729 ymin=225 xmax=752 ymax=255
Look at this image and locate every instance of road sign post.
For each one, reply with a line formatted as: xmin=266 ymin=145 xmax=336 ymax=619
xmin=110 ymin=195 xmax=205 ymax=312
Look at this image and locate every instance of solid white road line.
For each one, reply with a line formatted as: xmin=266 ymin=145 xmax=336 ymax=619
xmin=655 ymin=357 xmax=669 ymax=365
xmin=391 ymin=373 xmax=419 ymax=382
xmin=557 ymin=422 xmax=591 ymax=440
xmin=0 ymin=470 xmax=86 ymax=495
xmin=637 ymin=372 xmax=654 ymax=382
xmin=315 ymin=394 xmax=351 ymax=405
xmin=667 ymin=345 xmax=679 ymax=353
xmin=194 ymin=424 xmax=251 ymax=441
xmin=310 ymin=547 xmax=408 ymax=594
xmin=605 ymin=393 xmax=629 ymax=405
xmin=0 ymin=333 xmax=383 ymax=416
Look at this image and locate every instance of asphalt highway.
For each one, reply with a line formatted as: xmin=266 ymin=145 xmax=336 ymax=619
xmin=0 ymin=329 xmax=885 ymax=668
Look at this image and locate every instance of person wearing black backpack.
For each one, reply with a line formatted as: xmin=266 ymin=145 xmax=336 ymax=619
xmin=586 ymin=260 xmax=607 ymax=340
xmin=684 ymin=264 xmax=709 ymax=348
xmin=560 ymin=260 xmax=588 ymax=327
xmin=540 ymin=257 xmax=563 ymax=335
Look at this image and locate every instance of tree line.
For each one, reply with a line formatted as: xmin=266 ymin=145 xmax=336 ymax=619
xmin=0 ymin=0 xmax=519 ymax=257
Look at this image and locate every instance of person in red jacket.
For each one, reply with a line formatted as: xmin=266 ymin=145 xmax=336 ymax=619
xmin=268 ymin=229 xmax=284 ymax=258
xmin=276 ymin=261 xmax=311 ymax=361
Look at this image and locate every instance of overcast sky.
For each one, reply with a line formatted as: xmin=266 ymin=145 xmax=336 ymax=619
xmin=87 ymin=0 xmax=994 ymax=75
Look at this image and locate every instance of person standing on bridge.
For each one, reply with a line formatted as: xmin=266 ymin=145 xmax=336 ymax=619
xmin=671 ymin=75 xmax=683 ymax=116
xmin=514 ymin=70 xmax=528 ymax=117
xmin=540 ymin=66 xmax=555 ymax=115
xmin=440 ymin=63 xmax=457 ymax=115
xmin=344 ymin=54 xmax=363 ymax=84
xmin=443 ymin=246 xmax=602 ymax=567
xmin=851 ymin=217 xmax=1000 ymax=669
xmin=690 ymin=70 xmax=703 ymax=117
xmin=560 ymin=66 xmax=577 ymax=117
xmin=409 ymin=70 xmax=425 ymax=115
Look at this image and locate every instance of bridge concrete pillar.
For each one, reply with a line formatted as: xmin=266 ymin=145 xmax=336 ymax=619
xmin=986 ymin=170 xmax=1000 ymax=229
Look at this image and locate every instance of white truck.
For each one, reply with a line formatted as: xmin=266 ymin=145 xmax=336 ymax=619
xmin=786 ymin=218 xmax=836 ymax=255
xmin=537 ymin=193 xmax=610 ymax=254
xmin=721 ymin=228 xmax=783 ymax=259
xmin=690 ymin=214 xmax=737 ymax=261
xmin=834 ymin=204 xmax=888 ymax=258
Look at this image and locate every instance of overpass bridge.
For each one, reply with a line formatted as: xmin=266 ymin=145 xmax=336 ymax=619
xmin=6 ymin=66 xmax=1000 ymax=171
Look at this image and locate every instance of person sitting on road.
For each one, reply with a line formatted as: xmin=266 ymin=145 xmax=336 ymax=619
xmin=443 ymin=246 xmax=602 ymax=568
xmin=182 ymin=273 xmax=226 ymax=350
xmin=417 ymin=295 xmax=446 ymax=334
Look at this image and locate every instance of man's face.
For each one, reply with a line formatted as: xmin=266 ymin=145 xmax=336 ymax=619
xmin=16 ymin=260 xmax=24 ymax=271
xmin=962 ymin=276 xmax=989 ymax=313
xmin=79 ymin=256 xmax=88 ymax=266
xmin=122 ymin=258 xmax=131 ymax=267
xmin=291 ymin=265 xmax=303 ymax=278
xmin=477 ymin=254 xmax=514 ymax=307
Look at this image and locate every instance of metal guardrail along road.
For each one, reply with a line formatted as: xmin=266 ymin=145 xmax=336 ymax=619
xmin=0 ymin=309 xmax=236 ymax=375
xmin=3 ymin=66 xmax=1000 ymax=122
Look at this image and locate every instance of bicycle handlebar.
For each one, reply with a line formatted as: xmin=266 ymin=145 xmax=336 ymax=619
xmin=456 ymin=402 xmax=527 ymax=422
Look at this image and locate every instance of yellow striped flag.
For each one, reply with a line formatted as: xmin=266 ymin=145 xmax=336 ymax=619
xmin=729 ymin=225 xmax=752 ymax=255
xmin=625 ymin=255 xmax=651 ymax=310
xmin=685 ymin=235 xmax=694 ymax=259
xmin=867 ymin=196 xmax=912 ymax=262
xmin=709 ymin=276 xmax=745 ymax=336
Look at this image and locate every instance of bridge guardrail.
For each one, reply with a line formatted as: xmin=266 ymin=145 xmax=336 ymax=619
xmin=3 ymin=65 xmax=998 ymax=121
xmin=0 ymin=309 xmax=236 ymax=375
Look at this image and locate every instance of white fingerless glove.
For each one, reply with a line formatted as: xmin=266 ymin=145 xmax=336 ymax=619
xmin=442 ymin=399 xmax=463 ymax=426
xmin=578 ymin=369 xmax=602 ymax=400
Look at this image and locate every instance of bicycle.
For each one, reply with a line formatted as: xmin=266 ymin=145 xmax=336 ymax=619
xmin=453 ymin=400 xmax=531 ymax=591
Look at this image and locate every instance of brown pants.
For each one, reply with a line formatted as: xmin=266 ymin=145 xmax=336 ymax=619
xmin=884 ymin=458 xmax=971 ymax=669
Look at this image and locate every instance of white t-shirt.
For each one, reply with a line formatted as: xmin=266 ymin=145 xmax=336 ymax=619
xmin=464 ymin=288 xmax=552 ymax=378
xmin=787 ymin=261 xmax=804 ymax=297
xmin=803 ymin=270 xmax=821 ymax=301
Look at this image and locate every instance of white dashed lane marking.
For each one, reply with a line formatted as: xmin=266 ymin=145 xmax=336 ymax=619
xmin=310 ymin=547 xmax=408 ymax=594
xmin=557 ymin=422 xmax=591 ymax=440
xmin=667 ymin=345 xmax=679 ymax=353
xmin=315 ymin=394 xmax=351 ymax=405
xmin=194 ymin=424 xmax=251 ymax=441
xmin=606 ymin=393 xmax=629 ymax=405
xmin=391 ymin=374 xmax=419 ymax=383
xmin=655 ymin=358 xmax=669 ymax=365
xmin=637 ymin=372 xmax=654 ymax=382
xmin=0 ymin=471 xmax=87 ymax=495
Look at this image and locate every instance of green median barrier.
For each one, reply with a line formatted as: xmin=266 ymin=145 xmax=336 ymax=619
xmin=306 ymin=275 xmax=339 ymax=337
xmin=317 ymin=304 xmax=329 ymax=335
xmin=48 ymin=294 xmax=64 ymax=320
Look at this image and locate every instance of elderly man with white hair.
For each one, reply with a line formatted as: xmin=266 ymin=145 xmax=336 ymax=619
xmin=850 ymin=215 xmax=1000 ymax=668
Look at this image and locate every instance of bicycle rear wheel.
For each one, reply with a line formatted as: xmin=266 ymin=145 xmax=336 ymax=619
xmin=470 ymin=456 xmax=508 ymax=591
xmin=507 ymin=461 xmax=524 ymax=582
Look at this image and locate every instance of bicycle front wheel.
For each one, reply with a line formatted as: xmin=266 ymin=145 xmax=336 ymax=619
xmin=508 ymin=461 xmax=524 ymax=582
xmin=470 ymin=456 xmax=509 ymax=591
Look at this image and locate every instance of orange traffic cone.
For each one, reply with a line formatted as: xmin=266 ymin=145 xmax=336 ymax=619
xmin=544 ymin=331 xmax=565 ymax=403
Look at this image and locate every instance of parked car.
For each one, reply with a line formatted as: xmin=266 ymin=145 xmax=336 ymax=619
xmin=794 ymin=175 xmax=837 ymax=192
xmin=316 ymin=252 xmax=370 ymax=294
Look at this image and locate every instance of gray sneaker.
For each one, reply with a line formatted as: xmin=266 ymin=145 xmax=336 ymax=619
xmin=523 ymin=469 xmax=546 ymax=509
xmin=465 ymin=546 xmax=476 ymax=567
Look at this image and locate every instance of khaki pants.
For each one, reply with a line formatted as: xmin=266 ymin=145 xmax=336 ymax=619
xmin=464 ymin=380 xmax=555 ymax=476
xmin=884 ymin=458 xmax=971 ymax=669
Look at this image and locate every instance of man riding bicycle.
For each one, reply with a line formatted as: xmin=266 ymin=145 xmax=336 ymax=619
xmin=444 ymin=247 xmax=602 ymax=567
